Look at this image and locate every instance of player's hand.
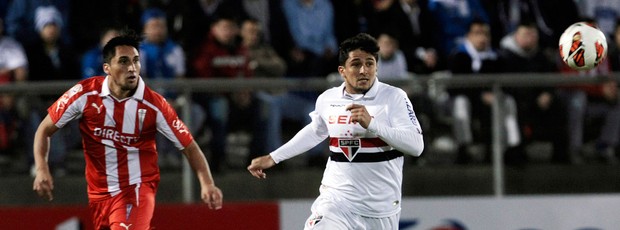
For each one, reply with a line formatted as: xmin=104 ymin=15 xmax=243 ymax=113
xmin=33 ymin=168 xmax=54 ymax=201
xmin=247 ymin=155 xmax=276 ymax=179
xmin=346 ymin=104 xmax=372 ymax=128
xmin=201 ymin=183 xmax=223 ymax=210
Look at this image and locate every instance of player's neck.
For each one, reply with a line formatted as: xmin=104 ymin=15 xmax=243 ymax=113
xmin=108 ymin=84 xmax=135 ymax=100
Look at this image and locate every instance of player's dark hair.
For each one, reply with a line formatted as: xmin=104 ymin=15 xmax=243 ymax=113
xmin=102 ymin=28 xmax=141 ymax=64
xmin=338 ymin=33 xmax=379 ymax=65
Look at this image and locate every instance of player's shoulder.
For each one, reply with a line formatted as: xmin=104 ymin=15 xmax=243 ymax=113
xmin=140 ymin=84 xmax=170 ymax=106
xmin=322 ymin=86 xmax=342 ymax=96
xmin=67 ymin=76 xmax=105 ymax=95
xmin=318 ymin=85 xmax=343 ymax=101
xmin=373 ymin=81 xmax=405 ymax=96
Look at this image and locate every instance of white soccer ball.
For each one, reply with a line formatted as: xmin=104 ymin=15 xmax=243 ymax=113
xmin=558 ymin=22 xmax=607 ymax=71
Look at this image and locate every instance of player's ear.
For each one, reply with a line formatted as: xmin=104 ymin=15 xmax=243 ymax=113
xmin=103 ymin=63 xmax=110 ymax=75
xmin=338 ymin=65 xmax=345 ymax=77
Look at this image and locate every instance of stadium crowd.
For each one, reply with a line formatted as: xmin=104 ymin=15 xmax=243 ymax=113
xmin=1 ymin=0 xmax=620 ymax=176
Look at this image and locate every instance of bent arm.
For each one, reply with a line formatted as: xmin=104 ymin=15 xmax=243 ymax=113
xmin=181 ymin=140 xmax=223 ymax=209
xmin=368 ymin=119 xmax=424 ymax=156
xmin=368 ymin=91 xmax=424 ymax=156
xmin=32 ymin=115 xmax=59 ymax=201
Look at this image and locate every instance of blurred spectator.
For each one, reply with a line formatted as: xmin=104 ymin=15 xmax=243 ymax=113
xmin=23 ymin=6 xmax=80 ymax=81
xmin=139 ymin=8 xmax=206 ymax=169
xmin=535 ymin=0 xmax=581 ymax=52
xmin=234 ymin=0 xmax=294 ymax=61
xmin=240 ymin=18 xmax=326 ymax=166
xmin=282 ymin=0 xmax=339 ymax=78
xmin=427 ymin=0 xmax=490 ymax=63
xmin=140 ymin=0 xmax=186 ymax=44
xmin=576 ymin=0 xmax=620 ymax=38
xmin=556 ymin=20 xmax=620 ymax=164
xmin=176 ymin=0 xmax=238 ymax=67
xmin=239 ymin=18 xmax=284 ymax=158
xmin=498 ymin=21 xmax=568 ymax=163
xmin=610 ymin=19 xmax=620 ymax=71
xmin=239 ymin=18 xmax=287 ymax=78
xmin=369 ymin=0 xmax=441 ymax=74
xmin=0 ymin=17 xmax=28 ymax=160
xmin=448 ymin=19 xmax=522 ymax=164
xmin=377 ymin=32 xmax=409 ymax=80
xmin=81 ymin=26 xmax=121 ymax=79
xmin=24 ymin=6 xmax=81 ymax=176
xmin=5 ymin=0 xmax=71 ymax=45
xmin=191 ymin=15 xmax=267 ymax=172
xmin=139 ymin=8 xmax=186 ymax=95
xmin=0 ymin=18 xmax=28 ymax=83
xmin=70 ymin=0 xmax=145 ymax=54
xmin=481 ymin=0 xmax=553 ymax=48
xmin=331 ymin=0 xmax=374 ymax=44
xmin=481 ymin=0 xmax=581 ymax=56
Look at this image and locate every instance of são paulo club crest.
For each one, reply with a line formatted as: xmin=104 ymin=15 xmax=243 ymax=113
xmin=338 ymin=139 xmax=361 ymax=161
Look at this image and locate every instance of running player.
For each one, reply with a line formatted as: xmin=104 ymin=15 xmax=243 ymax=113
xmin=32 ymin=31 xmax=223 ymax=229
xmin=247 ymin=33 xmax=424 ymax=230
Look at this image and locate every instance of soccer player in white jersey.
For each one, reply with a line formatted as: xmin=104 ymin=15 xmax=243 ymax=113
xmin=248 ymin=33 xmax=424 ymax=230
xmin=32 ymin=31 xmax=223 ymax=229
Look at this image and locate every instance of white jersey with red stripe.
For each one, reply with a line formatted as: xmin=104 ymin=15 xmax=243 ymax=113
xmin=270 ymin=79 xmax=424 ymax=217
xmin=47 ymin=76 xmax=193 ymax=201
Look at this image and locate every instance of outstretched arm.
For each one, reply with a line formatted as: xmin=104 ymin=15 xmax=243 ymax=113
xmin=247 ymin=122 xmax=328 ymax=179
xmin=182 ymin=141 xmax=223 ymax=210
xmin=32 ymin=115 xmax=59 ymax=201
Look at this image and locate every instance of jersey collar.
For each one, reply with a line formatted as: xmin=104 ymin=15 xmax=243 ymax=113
xmin=99 ymin=76 xmax=146 ymax=101
xmin=341 ymin=78 xmax=380 ymax=100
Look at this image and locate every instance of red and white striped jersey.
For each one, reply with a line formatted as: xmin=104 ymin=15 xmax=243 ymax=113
xmin=48 ymin=76 xmax=193 ymax=201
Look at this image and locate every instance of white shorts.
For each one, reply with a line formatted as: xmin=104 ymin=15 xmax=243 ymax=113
xmin=303 ymin=196 xmax=400 ymax=230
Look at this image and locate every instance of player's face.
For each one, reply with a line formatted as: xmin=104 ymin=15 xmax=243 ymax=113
xmin=338 ymin=49 xmax=377 ymax=94
xmin=104 ymin=45 xmax=141 ymax=92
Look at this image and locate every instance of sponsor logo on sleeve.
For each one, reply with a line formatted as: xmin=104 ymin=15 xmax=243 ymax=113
xmin=172 ymin=119 xmax=188 ymax=134
xmin=56 ymin=84 xmax=83 ymax=112
xmin=404 ymin=98 xmax=418 ymax=127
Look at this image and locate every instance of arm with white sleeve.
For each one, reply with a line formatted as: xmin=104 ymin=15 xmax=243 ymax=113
xmin=367 ymin=89 xmax=424 ymax=156
xmin=269 ymin=94 xmax=330 ymax=163
xmin=247 ymin=96 xmax=329 ymax=179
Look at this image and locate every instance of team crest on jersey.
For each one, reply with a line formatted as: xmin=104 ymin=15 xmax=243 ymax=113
xmin=339 ymin=139 xmax=361 ymax=161
xmin=56 ymin=84 xmax=83 ymax=112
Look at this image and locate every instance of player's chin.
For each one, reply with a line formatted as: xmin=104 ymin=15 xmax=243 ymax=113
xmin=121 ymin=80 xmax=139 ymax=90
xmin=354 ymin=83 xmax=370 ymax=91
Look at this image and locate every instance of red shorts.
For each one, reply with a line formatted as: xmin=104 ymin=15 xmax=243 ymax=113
xmin=89 ymin=182 xmax=158 ymax=230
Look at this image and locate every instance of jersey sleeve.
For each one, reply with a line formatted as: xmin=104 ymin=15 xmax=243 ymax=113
xmin=270 ymin=93 xmax=329 ymax=163
xmin=48 ymin=83 xmax=88 ymax=128
xmin=154 ymin=97 xmax=194 ymax=150
xmin=367 ymin=88 xmax=424 ymax=156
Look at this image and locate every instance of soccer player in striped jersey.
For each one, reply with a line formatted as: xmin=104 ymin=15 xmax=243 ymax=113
xmin=247 ymin=33 xmax=424 ymax=230
xmin=32 ymin=31 xmax=223 ymax=229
